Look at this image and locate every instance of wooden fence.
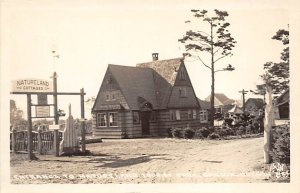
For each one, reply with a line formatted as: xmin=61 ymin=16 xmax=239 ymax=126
xmin=10 ymin=130 xmax=63 ymax=155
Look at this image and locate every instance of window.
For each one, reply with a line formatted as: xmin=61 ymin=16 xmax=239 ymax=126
xmin=188 ymin=110 xmax=192 ymax=119
xmin=200 ymin=110 xmax=208 ymax=123
xmin=109 ymin=112 xmax=118 ymax=127
xmin=151 ymin=111 xmax=157 ymax=122
xmin=133 ymin=111 xmax=140 ymax=124
xmin=97 ymin=113 xmax=107 ymax=127
xmin=106 ymin=93 xmax=110 ymax=101
xmin=192 ymin=109 xmax=197 ymax=119
xmin=111 ymin=93 xmax=116 ymax=101
xmin=188 ymin=109 xmax=197 ymax=120
xmin=175 ymin=110 xmax=181 ymax=120
xmin=179 ymin=87 xmax=187 ymax=97
xmin=169 ymin=110 xmax=176 ymax=121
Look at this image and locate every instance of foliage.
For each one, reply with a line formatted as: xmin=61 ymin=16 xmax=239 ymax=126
xmin=171 ymin=128 xmax=182 ymax=138
xmin=10 ymin=100 xmax=27 ymax=128
xmin=179 ymin=9 xmax=236 ymax=126
xmin=208 ymin=132 xmax=220 ymax=139
xmin=195 ymin=127 xmax=211 ymax=138
xmin=183 ymin=128 xmax=195 ymax=139
xmin=216 ymin=126 xmax=235 ymax=137
xmin=270 ymin=124 xmax=290 ymax=164
xmin=263 ymin=28 xmax=289 ymax=95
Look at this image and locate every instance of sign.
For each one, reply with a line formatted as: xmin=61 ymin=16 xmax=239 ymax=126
xmin=36 ymin=106 xmax=50 ymax=117
xmin=11 ymin=79 xmax=53 ymax=93
xmin=37 ymin=94 xmax=48 ymax=105
xmin=49 ymin=124 xmax=60 ymax=130
xmin=99 ymin=104 xmax=123 ymax=110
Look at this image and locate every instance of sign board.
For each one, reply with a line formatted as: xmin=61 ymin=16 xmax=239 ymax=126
xmin=11 ymin=79 xmax=53 ymax=93
xmin=36 ymin=106 xmax=50 ymax=117
xmin=49 ymin=124 xmax=60 ymax=130
xmin=37 ymin=94 xmax=48 ymax=105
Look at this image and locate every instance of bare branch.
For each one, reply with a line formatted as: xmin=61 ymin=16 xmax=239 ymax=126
xmin=197 ymin=56 xmax=211 ymax=69
xmin=213 ymin=47 xmax=222 ymax=54
xmin=214 ymin=53 xmax=230 ymax=63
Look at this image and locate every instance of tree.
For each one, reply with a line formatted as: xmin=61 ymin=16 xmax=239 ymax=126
xmin=179 ymin=9 xmax=237 ymax=126
xmin=263 ymin=29 xmax=289 ymax=95
xmin=10 ymin=99 xmax=26 ymax=128
xmin=261 ymin=27 xmax=289 ymax=164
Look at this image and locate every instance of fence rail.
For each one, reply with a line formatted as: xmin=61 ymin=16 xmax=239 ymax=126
xmin=10 ymin=130 xmax=64 ymax=154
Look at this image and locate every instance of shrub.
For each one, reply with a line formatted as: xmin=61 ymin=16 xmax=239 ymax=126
xmin=171 ymin=128 xmax=182 ymax=138
xmin=197 ymin=127 xmax=211 ymax=138
xmin=183 ymin=128 xmax=195 ymax=139
xmin=271 ymin=124 xmax=290 ymax=164
xmin=167 ymin=128 xmax=173 ymax=138
xmin=237 ymin=125 xmax=245 ymax=135
xmin=208 ymin=132 xmax=220 ymax=139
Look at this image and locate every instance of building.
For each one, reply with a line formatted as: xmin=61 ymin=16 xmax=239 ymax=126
xmin=244 ymin=98 xmax=265 ymax=116
xmin=205 ymin=93 xmax=235 ymax=114
xmin=91 ymin=54 xmax=201 ymax=138
xmin=197 ymin=98 xmax=210 ymax=124
xmin=274 ymin=89 xmax=289 ymax=120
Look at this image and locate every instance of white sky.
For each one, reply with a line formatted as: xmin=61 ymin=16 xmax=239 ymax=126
xmin=1 ymin=0 xmax=292 ymax=119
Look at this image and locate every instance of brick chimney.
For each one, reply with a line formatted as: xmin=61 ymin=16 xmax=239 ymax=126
xmin=152 ymin=53 xmax=158 ymax=61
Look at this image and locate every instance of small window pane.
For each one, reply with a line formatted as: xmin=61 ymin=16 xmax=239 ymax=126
xmin=109 ymin=112 xmax=118 ymax=127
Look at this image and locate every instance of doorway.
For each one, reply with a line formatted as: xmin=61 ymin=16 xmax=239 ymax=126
xmin=140 ymin=111 xmax=151 ymax=136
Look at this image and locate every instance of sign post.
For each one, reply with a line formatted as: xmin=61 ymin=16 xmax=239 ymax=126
xmin=27 ymin=94 xmax=34 ymax=160
xmin=11 ymin=73 xmax=86 ymax=160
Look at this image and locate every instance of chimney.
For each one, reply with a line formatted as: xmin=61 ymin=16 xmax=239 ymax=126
xmin=152 ymin=53 xmax=158 ymax=61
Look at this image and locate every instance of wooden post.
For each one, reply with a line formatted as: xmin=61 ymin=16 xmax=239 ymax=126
xmin=264 ymin=85 xmax=275 ymax=164
xmin=38 ymin=129 xmax=42 ymax=154
xmin=12 ymin=128 xmax=16 ymax=153
xmin=53 ymin=129 xmax=59 ymax=156
xmin=52 ymin=72 xmax=60 ymax=157
xmin=53 ymin=72 xmax=59 ymax=124
xmin=27 ymin=94 xmax=34 ymax=160
xmin=80 ymin=88 xmax=86 ymax=153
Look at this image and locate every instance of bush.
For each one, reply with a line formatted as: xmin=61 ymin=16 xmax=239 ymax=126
xmin=167 ymin=128 xmax=172 ymax=138
xmin=208 ymin=132 xmax=220 ymax=139
xmin=171 ymin=128 xmax=182 ymax=138
xmin=196 ymin=127 xmax=211 ymax=138
xmin=271 ymin=124 xmax=290 ymax=164
xmin=183 ymin=128 xmax=195 ymax=139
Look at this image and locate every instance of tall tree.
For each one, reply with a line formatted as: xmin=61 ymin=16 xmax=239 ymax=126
xmin=10 ymin=99 xmax=26 ymax=127
xmin=261 ymin=28 xmax=289 ymax=163
xmin=263 ymin=29 xmax=289 ymax=95
xmin=179 ymin=9 xmax=236 ymax=126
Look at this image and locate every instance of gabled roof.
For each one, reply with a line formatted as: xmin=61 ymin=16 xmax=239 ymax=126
xmin=137 ymin=58 xmax=182 ymax=86
xmin=205 ymin=93 xmax=235 ymax=106
xmin=108 ymin=64 xmax=160 ymax=110
xmin=245 ymin=98 xmax=264 ymax=109
xmin=228 ymin=105 xmax=243 ymax=114
xmin=197 ymin=98 xmax=211 ymax=110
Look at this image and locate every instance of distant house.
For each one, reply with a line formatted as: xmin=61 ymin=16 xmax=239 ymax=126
xmin=205 ymin=93 xmax=235 ymax=114
xmin=274 ymin=89 xmax=289 ymax=119
xmin=245 ymin=98 xmax=264 ymax=116
xmin=91 ymin=54 xmax=201 ymax=138
xmin=197 ymin=98 xmax=210 ymax=123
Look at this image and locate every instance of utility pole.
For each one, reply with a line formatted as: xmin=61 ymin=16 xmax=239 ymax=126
xmin=239 ymin=89 xmax=248 ymax=112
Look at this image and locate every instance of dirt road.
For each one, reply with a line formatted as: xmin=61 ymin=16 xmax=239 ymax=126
xmin=11 ymin=137 xmax=270 ymax=183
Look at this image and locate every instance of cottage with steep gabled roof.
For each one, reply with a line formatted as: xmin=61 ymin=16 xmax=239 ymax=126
xmin=91 ymin=54 xmax=203 ymax=138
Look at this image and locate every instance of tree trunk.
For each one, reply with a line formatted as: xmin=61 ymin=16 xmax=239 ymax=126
xmin=210 ymin=23 xmax=215 ymax=126
xmin=264 ymin=84 xmax=275 ymax=164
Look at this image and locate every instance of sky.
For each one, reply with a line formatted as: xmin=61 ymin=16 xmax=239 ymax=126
xmin=1 ymin=0 xmax=292 ymax=119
